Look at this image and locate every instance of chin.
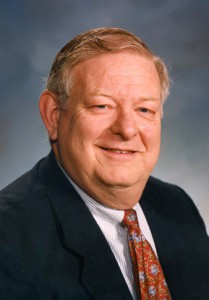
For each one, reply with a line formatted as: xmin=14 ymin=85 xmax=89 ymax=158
xmin=98 ymin=173 xmax=147 ymax=189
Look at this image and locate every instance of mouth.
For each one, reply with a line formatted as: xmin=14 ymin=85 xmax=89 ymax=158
xmin=101 ymin=148 xmax=136 ymax=154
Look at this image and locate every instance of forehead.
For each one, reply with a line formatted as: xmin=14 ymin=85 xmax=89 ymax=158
xmin=70 ymin=52 xmax=161 ymax=94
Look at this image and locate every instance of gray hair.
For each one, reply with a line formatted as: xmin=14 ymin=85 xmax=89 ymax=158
xmin=46 ymin=27 xmax=170 ymax=107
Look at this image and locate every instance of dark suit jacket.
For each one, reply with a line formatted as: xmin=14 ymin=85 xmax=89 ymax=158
xmin=0 ymin=151 xmax=209 ymax=300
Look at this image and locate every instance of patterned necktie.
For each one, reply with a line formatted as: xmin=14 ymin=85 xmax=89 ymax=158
xmin=122 ymin=209 xmax=172 ymax=300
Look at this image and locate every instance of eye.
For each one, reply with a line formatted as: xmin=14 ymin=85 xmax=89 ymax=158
xmin=138 ymin=107 xmax=152 ymax=114
xmin=137 ymin=106 xmax=157 ymax=121
xmin=96 ymin=105 xmax=108 ymax=109
xmin=88 ymin=103 xmax=114 ymax=114
xmin=92 ymin=104 xmax=114 ymax=111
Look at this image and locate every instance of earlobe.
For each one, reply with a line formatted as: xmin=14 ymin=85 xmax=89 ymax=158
xmin=39 ymin=90 xmax=59 ymax=142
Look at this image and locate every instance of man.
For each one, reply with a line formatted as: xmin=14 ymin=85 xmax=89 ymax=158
xmin=0 ymin=28 xmax=209 ymax=300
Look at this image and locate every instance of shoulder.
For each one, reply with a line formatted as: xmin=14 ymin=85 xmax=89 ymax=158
xmin=0 ymin=157 xmax=45 ymax=211
xmin=0 ymin=159 xmax=48 ymax=299
xmin=144 ymin=176 xmax=194 ymax=204
xmin=0 ymin=154 xmax=55 ymax=247
xmin=141 ymin=176 xmax=207 ymax=232
xmin=0 ymin=154 xmax=58 ymax=273
xmin=146 ymin=176 xmax=189 ymax=197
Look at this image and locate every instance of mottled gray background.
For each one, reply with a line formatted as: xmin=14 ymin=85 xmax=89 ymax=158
xmin=1 ymin=0 xmax=208 ymax=232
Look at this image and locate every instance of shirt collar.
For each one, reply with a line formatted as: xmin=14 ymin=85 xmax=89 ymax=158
xmin=56 ymin=159 xmax=136 ymax=225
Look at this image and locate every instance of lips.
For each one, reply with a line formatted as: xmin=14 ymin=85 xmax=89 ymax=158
xmin=101 ymin=148 xmax=136 ymax=154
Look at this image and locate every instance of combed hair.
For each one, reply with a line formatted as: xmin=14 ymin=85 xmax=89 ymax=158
xmin=46 ymin=27 xmax=170 ymax=107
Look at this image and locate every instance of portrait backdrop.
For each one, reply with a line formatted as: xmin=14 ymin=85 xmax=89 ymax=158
xmin=0 ymin=0 xmax=208 ymax=231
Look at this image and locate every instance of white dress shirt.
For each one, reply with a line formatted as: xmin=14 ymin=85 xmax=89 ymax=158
xmin=59 ymin=165 xmax=157 ymax=299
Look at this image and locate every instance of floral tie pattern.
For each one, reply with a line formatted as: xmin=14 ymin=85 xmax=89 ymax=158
xmin=122 ymin=209 xmax=172 ymax=300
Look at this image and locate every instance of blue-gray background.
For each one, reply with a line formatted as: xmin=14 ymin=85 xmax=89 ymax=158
xmin=1 ymin=0 xmax=208 ymax=231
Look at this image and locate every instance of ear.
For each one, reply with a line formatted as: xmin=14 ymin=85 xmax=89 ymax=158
xmin=39 ymin=90 xmax=59 ymax=142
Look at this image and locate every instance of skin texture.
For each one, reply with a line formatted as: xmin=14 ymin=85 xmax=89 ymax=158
xmin=39 ymin=52 xmax=162 ymax=209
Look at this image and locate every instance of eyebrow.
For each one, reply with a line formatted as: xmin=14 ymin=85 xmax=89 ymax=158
xmin=90 ymin=91 xmax=113 ymax=98
xmin=138 ymin=97 xmax=161 ymax=102
xmin=90 ymin=91 xmax=161 ymax=103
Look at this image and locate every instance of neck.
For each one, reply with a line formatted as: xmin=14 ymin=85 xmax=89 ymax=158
xmin=76 ymin=179 xmax=147 ymax=210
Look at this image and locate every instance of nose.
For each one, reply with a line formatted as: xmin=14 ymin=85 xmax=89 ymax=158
xmin=110 ymin=108 xmax=138 ymax=140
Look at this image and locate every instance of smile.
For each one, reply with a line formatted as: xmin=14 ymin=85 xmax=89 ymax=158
xmin=102 ymin=148 xmax=136 ymax=154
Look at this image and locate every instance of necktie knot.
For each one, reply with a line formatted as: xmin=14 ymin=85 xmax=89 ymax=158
xmin=122 ymin=209 xmax=140 ymax=232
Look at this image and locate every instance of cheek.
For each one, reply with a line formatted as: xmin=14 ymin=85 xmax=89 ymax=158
xmin=75 ymin=114 xmax=110 ymax=140
xmin=140 ymin=121 xmax=161 ymax=149
xmin=65 ymin=118 xmax=105 ymax=157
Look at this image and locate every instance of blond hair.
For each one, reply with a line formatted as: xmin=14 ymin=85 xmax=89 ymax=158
xmin=47 ymin=27 xmax=170 ymax=107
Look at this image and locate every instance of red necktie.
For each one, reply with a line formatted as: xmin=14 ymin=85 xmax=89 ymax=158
xmin=122 ymin=209 xmax=172 ymax=300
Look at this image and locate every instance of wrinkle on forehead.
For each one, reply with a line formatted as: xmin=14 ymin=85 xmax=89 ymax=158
xmin=72 ymin=51 xmax=158 ymax=76
xmin=70 ymin=52 xmax=161 ymax=101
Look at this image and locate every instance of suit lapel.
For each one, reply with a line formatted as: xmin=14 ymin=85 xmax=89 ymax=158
xmin=139 ymin=184 xmax=176 ymax=271
xmin=139 ymin=179 xmax=192 ymax=297
xmin=38 ymin=152 xmax=133 ymax=300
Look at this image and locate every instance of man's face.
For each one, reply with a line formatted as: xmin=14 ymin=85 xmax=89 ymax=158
xmin=54 ymin=52 xmax=162 ymax=198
